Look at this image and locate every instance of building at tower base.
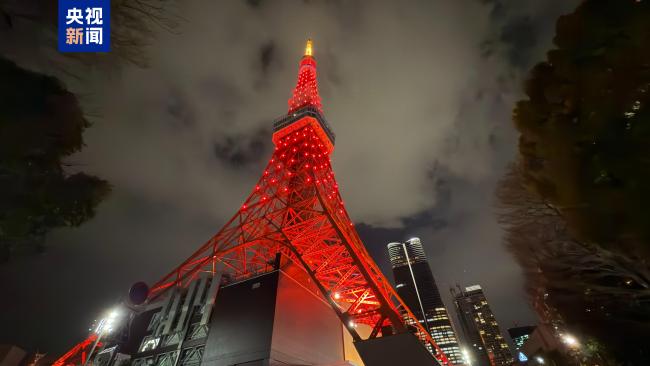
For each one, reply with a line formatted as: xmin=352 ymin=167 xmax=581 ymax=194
xmin=80 ymin=265 xmax=438 ymax=366
xmin=93 ymin=265 xmax=351 ymax=366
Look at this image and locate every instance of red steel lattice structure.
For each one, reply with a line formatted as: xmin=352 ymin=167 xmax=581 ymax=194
xmin=52 ymin=334 xmax=99 ymax=366
xmin=57 ymin=40 xmax=452 ymax=366
xmin=148 ymin=40 xmax=451 ymax=365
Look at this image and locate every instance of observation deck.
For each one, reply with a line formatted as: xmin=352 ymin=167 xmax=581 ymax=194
xmin=272 ymin=106 xmax=336 ymax=152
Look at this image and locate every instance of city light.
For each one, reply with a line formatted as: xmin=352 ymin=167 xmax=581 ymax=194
xmin=561 ymin=334 xmax=579 ymax=348
xmin=518 ymin=351 xmax=528 ymax=362
xmin=96 ymin=308 xmax=121 ymax=334
xmin=83 ymin=307 xmax=123 ymax=366
xmin=462 ymin=348 xmax=473 ymax=366
xmin=535 ymin=356 xmax=545 ymax=364
xmin=333 ymin=292 xmax=341 ymax=300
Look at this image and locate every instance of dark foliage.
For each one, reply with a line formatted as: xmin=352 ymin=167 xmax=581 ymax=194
xmin=0 ymin=58 xmax=110 ymax=262
xmin=498 ymin=165 xmax=650 ymax=365
xmin=514 ymin=0 xmax=650 ymax=258
xmin=502 ymin=1 xmax=650 ymax=364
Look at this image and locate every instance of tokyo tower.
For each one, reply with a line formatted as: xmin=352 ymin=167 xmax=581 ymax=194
xmin=54 ymin=40 xmax=451 ymax=366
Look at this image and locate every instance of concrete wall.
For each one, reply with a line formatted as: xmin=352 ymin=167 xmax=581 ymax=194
xmin=201 ymin=272 xmax=280 ymax=366
xmin=271 ymin=270 xmax=344 ymax=365
xmin=200 ymin=268 xmax=348 ymax=366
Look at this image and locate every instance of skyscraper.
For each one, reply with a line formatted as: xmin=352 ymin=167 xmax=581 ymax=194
xmin=387 ymin=238 xmax=465 ymax=365
xmin=452 ymin=285 xmax=513 ymax=366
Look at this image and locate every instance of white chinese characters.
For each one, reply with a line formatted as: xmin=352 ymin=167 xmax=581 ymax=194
xmin=64 ymin=7 xmax=104 ymax=46
xmin=86 ymin=27 xmax=103 ymax=45
xmin=85 ymin=8 xmax=103 ymax=25
xmin=66 ymin=8 xmax=84 ymax=25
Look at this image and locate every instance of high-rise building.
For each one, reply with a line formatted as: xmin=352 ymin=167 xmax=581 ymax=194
xmin=508 ymin=325 xmax=536 ymax=350
xmin=452 ymin=285 xmax=513 ymax=366
xmin=387 ymin=238 xmax=465 ymax=365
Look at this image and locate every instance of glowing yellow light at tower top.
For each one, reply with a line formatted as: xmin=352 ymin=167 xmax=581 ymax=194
xmin=305 ymin=39 xmax=313 ymax=56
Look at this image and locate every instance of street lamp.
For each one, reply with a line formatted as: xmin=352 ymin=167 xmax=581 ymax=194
xmin=83 ymin=308 xmax=122 ymax=366
xmin=101 ymin=310 xmax=120 ymax=333
xmin=534 ymin=355 xmax=545 ymax=364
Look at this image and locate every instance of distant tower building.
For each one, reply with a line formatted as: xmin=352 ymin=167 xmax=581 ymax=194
xmin=387 ymin=238 xmax=465 ymax=365
xmin=452 ymin=285 xmax=513 ymax=366
xmin=508 ymin=325 xmax=536 ymax=350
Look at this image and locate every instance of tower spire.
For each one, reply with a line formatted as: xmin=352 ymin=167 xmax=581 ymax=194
xmin=288 ymin=38 xmax=322 ymax=114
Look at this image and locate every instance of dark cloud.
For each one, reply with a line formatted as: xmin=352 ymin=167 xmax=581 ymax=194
xmin=213 ymin=128 xmax=270 ymax=168
xmin=165 ymin=90 xmax=196 ymax=128
xmin=0 ymin=0 xmax=581 ymax=354
xmin=500 ymin=16 xmax=538 ymax=67
xmin=259 ymin=41 xmax=275 ymax=75
xmin=479 ymin=0 xmax=579 ymax=70
xmin=246 ymin=0 xmax=264 ymax=9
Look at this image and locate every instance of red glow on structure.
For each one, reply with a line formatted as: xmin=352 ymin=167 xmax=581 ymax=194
xmin=58 ymin=40 xmax=452 ymax=366
xmin=147 ymin=40 xmax=452 ymax=366
xmin=287 ymin=39 xmax=323 ymax=114
xmin=52 ymin=334 xmax=99 ymax=366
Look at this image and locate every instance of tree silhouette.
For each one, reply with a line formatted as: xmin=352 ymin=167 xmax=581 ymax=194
xmin=503 ymin=0 xmax=650 ymax=362
xmin=0 ymin=0 xmax=179 ymax=262
xmin=0 ymin=58 xmax=110 ymax=263
xmin=514 ymin=0 xmax=650 ymax=258
xmin=498 ymin=165 xmax=650 ymax=364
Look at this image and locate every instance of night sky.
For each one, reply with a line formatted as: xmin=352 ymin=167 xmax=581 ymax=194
xmin=0 ymin=0 xmax=580 ymax=354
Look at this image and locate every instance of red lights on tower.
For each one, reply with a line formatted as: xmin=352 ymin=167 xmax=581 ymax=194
xmin=52 ymin=334 xmax=100 ymax=366
xmin=57 ymin=40 xmax=453 ymax=366
xmin=288 ymin=39 xmax=323 ymax=113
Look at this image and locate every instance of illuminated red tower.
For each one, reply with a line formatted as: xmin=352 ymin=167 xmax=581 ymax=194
xmin=288 ymin=39 xmax=322 ymax=113
xmin=55 ymin=40 xmax=451 ymax=366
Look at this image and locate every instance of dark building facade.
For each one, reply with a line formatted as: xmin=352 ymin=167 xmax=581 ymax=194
xmin=452 ymin=285 xmax=513 ymax=366
xmin=387 ymin=238 xmax=464 ymax=365
xmin=84 ymin=268 xmax=349 ymax=366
